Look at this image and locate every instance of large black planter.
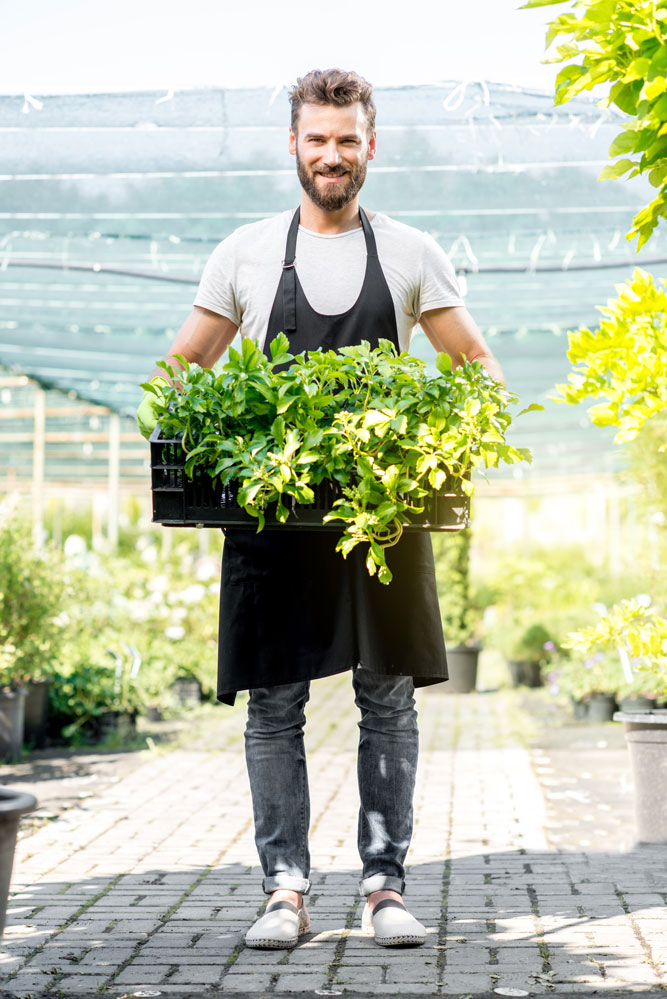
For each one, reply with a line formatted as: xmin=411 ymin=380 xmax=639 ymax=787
xmin=0 ymin=787 xmax=37 ymax=935
xmin=441 ymin=645 xmax=480 ymax=694
xmin=0 ymin=690 xmax=27 ymax=762
xmin=613 ymin=709 xmax=667 ymax=843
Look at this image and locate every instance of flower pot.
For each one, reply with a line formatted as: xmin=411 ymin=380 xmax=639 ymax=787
xmin=170 ymin=678 xmax=202 ymax=707
xmin=0 ymin=787 xmax=37 ymax=935
xmin=587 ymin=692 xmax=617 ymax=723
xmin=0 ymin=690 xmax=27 ymax=762
xmin=144 ymin=706 xmax=163 ymax=722
xmin=571 ymin=697 xmax=589 ymax=720
xmin=442 ymin=645 xmax=480 ymax=694
xmin=23 ymin=679 xmax=52 ymax=749
xmin=613 ymin=709 xmax=667 ymax=844
xmin=89 ymin=710 xmax=137 ymax=742
xmin=617 ymin=695 xmax=659 ymax=713
xmin=508 ymin=660 xmax=543 ymax=688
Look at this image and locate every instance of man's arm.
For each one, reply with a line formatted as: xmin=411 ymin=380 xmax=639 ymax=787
xmin=149 ymin=305 xmax=239 ymax=382
xmin=419 ymin=305 xmax=505 ymax=387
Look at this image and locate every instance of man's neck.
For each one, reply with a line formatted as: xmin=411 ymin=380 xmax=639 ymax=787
xmin=297 ymin=195 xmax=363 ymax=235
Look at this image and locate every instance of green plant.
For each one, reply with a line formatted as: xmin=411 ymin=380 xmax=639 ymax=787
xmin=507 ymin=623 xmax=556 ymax=665
xmin=563 ymin=597 xmax=667 ymax=699
xmin=553 ymin=268 xmax=667 ymax=442
xmin=433 ymin=529 xmax=481 ymax=647
xmin=523 ymin=0 xmax=667 ymax=248
xmin=550 ymin=650 xmax=626 ymax=701
xmin=0 ymin=506 xmax=68 ymax=689
xmin=148 ymin=336 xmax=537 ymax=584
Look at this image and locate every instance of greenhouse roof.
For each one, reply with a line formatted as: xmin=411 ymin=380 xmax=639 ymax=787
xmin=1 ymin=81 xmax=662 ymax=480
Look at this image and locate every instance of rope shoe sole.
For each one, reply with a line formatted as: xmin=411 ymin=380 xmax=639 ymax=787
xmin=361 ymin=899 xmax=426 ymax=947
xmin=245 ymin=900 xmax=310 ymax=949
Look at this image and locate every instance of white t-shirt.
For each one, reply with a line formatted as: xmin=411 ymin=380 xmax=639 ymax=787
xmin=193 ymin=210 xmax=464 ymax=353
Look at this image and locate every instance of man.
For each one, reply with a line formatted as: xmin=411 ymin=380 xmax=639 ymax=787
xmin=138 ymin=68 xmax=504 ymax=950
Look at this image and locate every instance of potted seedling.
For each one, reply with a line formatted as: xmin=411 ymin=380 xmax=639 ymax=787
xmin=0 ymin=508 xmax=67 ymax=759
xmin=564 ymin=599 xmax=667 ymax=842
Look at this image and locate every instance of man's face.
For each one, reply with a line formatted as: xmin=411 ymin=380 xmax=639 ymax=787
xmin=289 ymin=102 xmax=376 ymax=212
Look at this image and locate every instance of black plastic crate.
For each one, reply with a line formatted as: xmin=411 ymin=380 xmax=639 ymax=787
xmin=149 ymin=426 xmax=470 ymax=531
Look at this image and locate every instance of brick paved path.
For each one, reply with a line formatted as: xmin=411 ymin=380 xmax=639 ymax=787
xmin=1 ymin=673 xmax=666 ymax=998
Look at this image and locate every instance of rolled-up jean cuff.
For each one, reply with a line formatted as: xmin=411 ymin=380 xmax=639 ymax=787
xmin=262 ymin=876 xmax=311 ymax=896
xmin=360 ymin=874 xmax=405 ymax=896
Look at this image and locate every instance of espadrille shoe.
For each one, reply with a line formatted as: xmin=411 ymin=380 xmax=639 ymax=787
xmin=245 ymin=900 xmax=310 ymax=949
xmin=361 ymin=898 xmax=426 ymax=947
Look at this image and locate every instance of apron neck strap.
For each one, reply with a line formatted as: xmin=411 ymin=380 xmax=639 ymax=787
xmin=284 ymin=206 xmax=376 ymax=267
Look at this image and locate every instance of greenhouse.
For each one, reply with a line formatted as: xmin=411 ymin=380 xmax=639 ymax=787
xmin=2 ymin=82 xmax=662 ymax=555
xmin=0 ymin=7 xmax=667 ymax=986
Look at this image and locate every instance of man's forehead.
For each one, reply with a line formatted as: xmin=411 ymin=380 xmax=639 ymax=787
xmin=296 ymin=102 xmax=369 ymax=135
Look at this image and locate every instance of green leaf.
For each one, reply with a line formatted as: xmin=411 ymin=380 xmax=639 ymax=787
xmin=599 ymin=158 xmax=637 ymax=180
xmin=435 ymin=352 xmax=453 ymax=374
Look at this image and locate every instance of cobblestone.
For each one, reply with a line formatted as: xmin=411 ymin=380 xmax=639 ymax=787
xmin=0 ymin=674 xmax=665 ymax=997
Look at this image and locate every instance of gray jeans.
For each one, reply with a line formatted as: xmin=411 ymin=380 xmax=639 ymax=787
xmin=244 ymin=667 xmax=419 ymax=897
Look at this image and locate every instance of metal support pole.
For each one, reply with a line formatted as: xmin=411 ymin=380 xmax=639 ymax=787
xmin=32 ymin=386 xmax=45 ymax=549
xmin=108 ymin=412 xmax=120 ymax=553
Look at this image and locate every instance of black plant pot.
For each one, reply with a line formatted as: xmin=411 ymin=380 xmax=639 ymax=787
xmin=508 ymin=660 xmax=544 ymax=688
xmin=571 ymin=697 xmax=589 ymax=720
xmin=0 ymin=691 xmax=27 ymax=762
xmin=587 ymin=692 xmax=617 ymax=723
xmin=88 ymin=710 xmax=137 ymax=742
xmin=170 ymin=678 xmax=202 ymax=707
xmin=0 ymin=787 xmax=37 ymax=935
xmin=23 ymin=679 xmax=52 ymax=749
xmin=441 ymin=645 xmax=480 ymax=694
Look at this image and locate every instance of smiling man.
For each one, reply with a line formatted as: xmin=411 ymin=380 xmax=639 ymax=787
xmin=137 ymin=68 xmax=504 ymax=951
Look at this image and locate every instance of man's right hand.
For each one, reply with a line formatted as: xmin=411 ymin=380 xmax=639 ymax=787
xmin=137 ymin=376 xmax=169 ymax=440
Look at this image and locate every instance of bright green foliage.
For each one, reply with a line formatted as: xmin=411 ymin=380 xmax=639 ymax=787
xmin=552 ymin=267 xmax=667 ymax=441
xmin=432 ymin=529 xmax=476 ymax=646
xmin=149 ymin=336 xmax=537 ymax=584
xmin=522 ymin=0 xmax=667 ymax=248
xmin=0 ymin=507 xmax=67 ymax=689
xmin=564 ymin=598 xmax=667 ymax=697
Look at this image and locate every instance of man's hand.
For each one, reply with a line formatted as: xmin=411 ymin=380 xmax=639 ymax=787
xmin=137 ymin=376 xmax=169 ymax=440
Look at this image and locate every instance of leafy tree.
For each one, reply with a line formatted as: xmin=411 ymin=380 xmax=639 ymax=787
xmin=522 ymin=0 xmax=667 ymax=248
xmin=553 ymin=267 xmax=667 ymax=441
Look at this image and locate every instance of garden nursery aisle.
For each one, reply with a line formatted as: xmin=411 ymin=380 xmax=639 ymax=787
xmin=0 ymin=673 xmax=666 ymax=998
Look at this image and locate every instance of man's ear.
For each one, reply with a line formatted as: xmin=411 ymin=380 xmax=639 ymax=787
xmin=289 ymin=127 xmax=297 ymax=157
xmin=367 ymin=131 xmax=377 ymax=161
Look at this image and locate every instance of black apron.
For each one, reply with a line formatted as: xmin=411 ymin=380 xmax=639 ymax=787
xmin=217 ymin=207 xmax=448 ymax=704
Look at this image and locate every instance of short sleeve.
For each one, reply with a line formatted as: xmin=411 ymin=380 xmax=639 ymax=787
xmin=193 ymin=233 xmax=241 ymax=326
xmin=416 ymin=233 xmax=464 ymax=318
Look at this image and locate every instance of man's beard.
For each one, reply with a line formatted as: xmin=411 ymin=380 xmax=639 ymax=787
xmin=296 ymin=150 xmax=368 ymax=212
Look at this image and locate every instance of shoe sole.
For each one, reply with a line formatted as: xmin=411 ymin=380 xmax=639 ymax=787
xmin=374 ymin=934 xmax=426 ymax=946
xmin=245 ymin=923 xmax=310 ymax=949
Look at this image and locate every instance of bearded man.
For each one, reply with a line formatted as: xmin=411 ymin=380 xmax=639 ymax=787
xmin=138 ymin=68 xmax=504 ymax=949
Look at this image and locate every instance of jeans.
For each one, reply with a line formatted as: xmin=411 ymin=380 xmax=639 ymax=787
xmin=244 ymin=667 xmax=419 ymax=897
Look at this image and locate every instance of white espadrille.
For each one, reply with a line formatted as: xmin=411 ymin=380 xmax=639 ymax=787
xmin=361 ymin=899 xmax=426 ymax=946
xmin=245 ymin=900 xmax=310 ymax=949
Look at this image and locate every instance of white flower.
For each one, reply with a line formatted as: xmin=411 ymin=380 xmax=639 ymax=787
xmin=147 ymin=575 xmax=169 ymax=593
xmin=179 ymin=584 xmax=207 ymax=604
xmin=140 ymin=546 xmax=159 ymax=565
xmin=165 ymin=625 xmax=186 ymax=640
xmin=171 ymin=606 xmax=188 ymax=621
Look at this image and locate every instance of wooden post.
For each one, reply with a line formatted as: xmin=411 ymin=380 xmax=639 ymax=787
xmin=32 ymin=385 xmax=45 ymax=549
xmin=108 ymin=412 xmax=120 ymax=552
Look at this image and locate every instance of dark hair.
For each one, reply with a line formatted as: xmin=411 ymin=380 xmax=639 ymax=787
xmin=289 ymin=68 xmax=376 ymax=136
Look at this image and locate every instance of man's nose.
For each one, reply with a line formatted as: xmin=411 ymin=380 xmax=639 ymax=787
xmin=322 ymin=141 xmax=342 ymax=166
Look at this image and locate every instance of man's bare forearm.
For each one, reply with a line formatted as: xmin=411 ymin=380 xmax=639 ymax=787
xmin=148 ymin=307 xmax=239 ymax=383
xmin=466 ymin=351 xmax=506 ymax=387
